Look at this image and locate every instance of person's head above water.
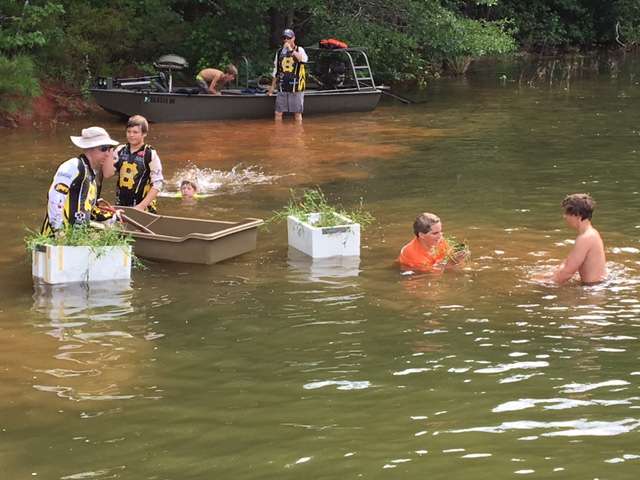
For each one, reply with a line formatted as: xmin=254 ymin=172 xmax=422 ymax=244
xmin=413 ymin=212 xmax=440 ymax=236
xmin=413 ymin=212 xmax=442 ymax=249
xmin=561 ymin=193 xmax=594 ymax=221
xmin=180 ymin=180 xmax=197 ymax=199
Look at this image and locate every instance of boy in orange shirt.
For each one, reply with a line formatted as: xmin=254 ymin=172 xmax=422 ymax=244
xmin=398 ymin=212 xmax=466 ymax=272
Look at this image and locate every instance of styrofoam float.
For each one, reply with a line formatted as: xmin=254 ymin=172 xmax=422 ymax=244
xmin=287 ymin=213 xmax=360 ymax=258
xmin=32 ymin=245 xmax=132 ymax=285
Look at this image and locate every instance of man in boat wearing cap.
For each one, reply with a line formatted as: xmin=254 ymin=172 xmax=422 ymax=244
xmin=268 ymin=28 xmax=308 ymax=122
xmin=195 ymin=64 xmax=238 ymax=95
xmin=41 ymin=127 xmax=119 ymax=236
xmin=103 ymin=115 xmax=164 ymax=213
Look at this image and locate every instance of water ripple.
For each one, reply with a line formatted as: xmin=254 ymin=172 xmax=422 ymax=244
xmin=303 ymin=380 xmax=370 ymax=390
xmin=474 ymin=361 xmax=549 ymax=374
xmin=450 ymin=418 xmax=640 ymax=436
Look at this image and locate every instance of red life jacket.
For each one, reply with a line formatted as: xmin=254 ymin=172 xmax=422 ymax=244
xmin=319 ymin=38 xmax=348 ymax=49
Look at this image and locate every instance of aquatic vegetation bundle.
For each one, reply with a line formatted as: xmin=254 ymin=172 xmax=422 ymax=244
xmin=444 ymin=235 xmax=470 ymax=264
xmin=268 ymin=188 xmax=374 ymax=229
xmin=27 ymin=224 xmax=139 ymax=284
xmin=25 ymin=223 xmax=133 ymax=252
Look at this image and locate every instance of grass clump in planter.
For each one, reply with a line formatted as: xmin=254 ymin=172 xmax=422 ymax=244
xmin=25 ymin=223 xmax=133 ymax=252
xmin=24 ymin=223 xmax=145 ymax=269
xmin=267 ymin=188 xmax=374 ymax=228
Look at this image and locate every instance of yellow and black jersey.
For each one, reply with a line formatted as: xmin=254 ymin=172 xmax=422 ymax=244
xmin=114 ymin=143 xmax=163 ymax=213
xmin=275 ymin=46 xmax=307 ymax=93
xmin=41 ymin=155 xmax=111 ymax=235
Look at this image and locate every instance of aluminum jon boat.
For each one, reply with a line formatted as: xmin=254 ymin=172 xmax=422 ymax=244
xmin=119 ymin=207 xmax=263 ymax=264
xmin=90 ymin=49 xmax=383 ymax=122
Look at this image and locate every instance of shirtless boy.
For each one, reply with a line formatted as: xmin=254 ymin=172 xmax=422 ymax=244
xmin=545 ymin=193 xmax=607 ymax=284
xmin=196 ymin=65 xmax=237 ymax=95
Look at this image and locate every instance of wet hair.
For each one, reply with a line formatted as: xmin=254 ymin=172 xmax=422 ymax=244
xmin=561 ymin=193 xmax=595 ymax=220
xmin=126 ymin=115 xmax=149 ymax=134
xmin=226 ymin=64 xmax=238 ymax=77
xmin=413 ymin=212 xmax=440 ymax=236
xmin=180 ymin=180 xmax=197 ymax=191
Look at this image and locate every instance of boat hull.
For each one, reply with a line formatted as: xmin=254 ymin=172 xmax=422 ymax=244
xmin=90 ymin=88 xmax=381 ymax=122
xmin=120 ymin=208 xmax=263 ymax=264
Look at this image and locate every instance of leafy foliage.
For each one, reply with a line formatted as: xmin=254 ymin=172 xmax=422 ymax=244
xmin=25 ymin=223 xmax=133 ymax=251
xmin=0 ymin=54 xmax=40 ymax=112
xmin=0 ymin=1 xmax=64 ymax=53
xmin=444 ymin=235 xmax=470 ymax=264
xmin=3 ymin=0 xmax=640 ymax=116
xmin=267 ymin=188 xmax=374 ymax=229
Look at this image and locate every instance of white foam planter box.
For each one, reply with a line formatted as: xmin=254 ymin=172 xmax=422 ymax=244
xmin=287 ymin=213 xmax=360 ymax=258
xmin=32 ymin=244 xmax=132 ymax=285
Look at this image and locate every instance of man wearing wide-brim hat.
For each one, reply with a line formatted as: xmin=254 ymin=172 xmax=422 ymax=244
xmin=41 ymin=126 xmax=120 ymax=235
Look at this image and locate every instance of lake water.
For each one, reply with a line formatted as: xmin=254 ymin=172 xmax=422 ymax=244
xmin=1 ymin=55 xmax=640 ymax=479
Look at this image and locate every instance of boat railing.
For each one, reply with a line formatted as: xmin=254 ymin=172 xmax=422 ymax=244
xmin=305 ymin=47 xmax=377 ymax=92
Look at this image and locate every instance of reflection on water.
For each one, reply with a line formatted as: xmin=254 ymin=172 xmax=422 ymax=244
xmin=3 ymin=55 xmax=640 ymax=478
xmin=24 ymin=282 xmax=157 ymax=403
xmin=33 ymin=281 xmax=133 ymax=323
xmin=287 ymin=248 xmax=361 ymax=281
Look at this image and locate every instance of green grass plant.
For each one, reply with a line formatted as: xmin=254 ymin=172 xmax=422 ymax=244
xmin=444 ymin=235 xmax=470 ymax=264
xmin=25 ymin=223 xmax=147 ymax=269
xmin=25 ymin=223 xmax=132 ymax=251
xmin=267 ymin=188 xmax=374 ymax=229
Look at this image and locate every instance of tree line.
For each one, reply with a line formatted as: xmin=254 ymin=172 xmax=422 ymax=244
xmin=1 ymin=0 xmax=639 ymax=114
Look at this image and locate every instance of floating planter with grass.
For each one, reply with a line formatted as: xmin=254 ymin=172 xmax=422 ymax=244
xmin=269 ymin=188 xmax=373 ymax=258
xmin=26 ymin=224 xmax=134 ymax=285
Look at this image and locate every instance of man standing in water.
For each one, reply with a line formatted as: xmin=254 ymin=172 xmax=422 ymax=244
xmin=543 ymin=193 xmax=607 ymax=284
xmin=268 ymin=28 xmax=308 ymax=122
xmin=41 ymin=127 xmax=118 ymax=235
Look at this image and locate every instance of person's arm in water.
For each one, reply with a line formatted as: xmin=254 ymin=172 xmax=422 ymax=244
xmin=444 ymin=250 xmax=467 ymax=270
xmin=551 ymin=235 xmax=591 ymax=284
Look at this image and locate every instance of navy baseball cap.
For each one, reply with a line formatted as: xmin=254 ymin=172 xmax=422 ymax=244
xmin=282 ymin=29 xmax=295 ymax=39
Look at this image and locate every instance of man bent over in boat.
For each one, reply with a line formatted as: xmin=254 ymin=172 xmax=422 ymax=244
xmin=537 ymin=193 xmax=607 ymax=285
xmin=41 ymin=127 xmax=119 ymax=236
xmin=268 ymin=28 xmax=308 ymax=122
xmin=103 ymin=115 xmax=164 ymax=213
xmin=196 ymin=65 xmax=238 ymax=95
xmin=397 ymin=212 xmax=467 ymax=272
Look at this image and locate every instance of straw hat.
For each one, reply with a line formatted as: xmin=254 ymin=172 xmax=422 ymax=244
xmin=70 ymin=126 xmax=119 ymax=149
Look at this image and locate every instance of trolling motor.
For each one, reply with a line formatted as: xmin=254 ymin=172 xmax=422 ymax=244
xmin=153 ymin=54 xmax=189 ymax=93
xmin=94 ymin=54 xmax=188 ymax=93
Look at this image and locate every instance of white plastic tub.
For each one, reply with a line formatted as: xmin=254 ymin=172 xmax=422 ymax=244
xmin=287 ymin=213 xmax=360 ymax=258
xmin=32 ymin=245 xmax=132 ymax=285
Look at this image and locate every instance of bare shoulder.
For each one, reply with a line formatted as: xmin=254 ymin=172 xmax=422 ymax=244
xmin=576 ymin=225 xmax=604 ymax=250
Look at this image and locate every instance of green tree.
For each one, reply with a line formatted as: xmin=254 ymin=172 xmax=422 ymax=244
xmin=0 ymin=1 xmax=64 ymax=114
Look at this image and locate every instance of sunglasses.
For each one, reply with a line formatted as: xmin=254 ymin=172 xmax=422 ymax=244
xmin=99 ymin=145 xmax=115 ymax=152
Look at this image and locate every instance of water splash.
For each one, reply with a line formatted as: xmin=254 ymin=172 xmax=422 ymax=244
xmin=162 ymin=163 xmax=283 ymax=197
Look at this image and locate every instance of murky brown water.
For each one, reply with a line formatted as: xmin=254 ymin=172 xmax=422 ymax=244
xmin=1 ymin=57 xmax=640 ymax=479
